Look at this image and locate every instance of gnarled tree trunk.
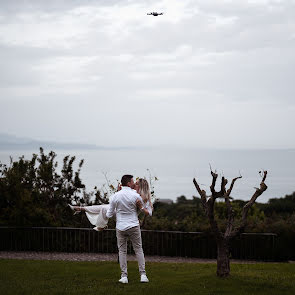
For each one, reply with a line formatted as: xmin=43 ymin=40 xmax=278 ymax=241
xmin=216 ymin=238 xmax=230 ymax=277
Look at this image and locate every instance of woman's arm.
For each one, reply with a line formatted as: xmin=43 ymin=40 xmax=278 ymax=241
xmin=136 ymin=198 xmax=148 ymax=216
xmin=141 ymin=207 xmax=150 ymax=216
xmin=136 ymin=198 xmax=152 ymax=216
xmin=145 ymin=202 xmax=153 ymax=216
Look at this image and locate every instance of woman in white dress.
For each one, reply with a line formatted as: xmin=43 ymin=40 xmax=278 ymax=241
xmin=69 ymin=178 xmax=153 ymax=231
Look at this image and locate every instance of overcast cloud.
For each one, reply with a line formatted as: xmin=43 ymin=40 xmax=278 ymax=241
xmin=0 ymin=0 xmax=294 ymax=148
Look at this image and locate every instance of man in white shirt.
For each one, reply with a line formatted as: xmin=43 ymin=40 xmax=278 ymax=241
xmin=106 ymin=174 xmax=149 ymax=284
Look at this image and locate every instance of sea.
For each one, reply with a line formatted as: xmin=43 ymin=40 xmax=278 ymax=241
xmin=0 ymin=147 xmax=294 ymax=203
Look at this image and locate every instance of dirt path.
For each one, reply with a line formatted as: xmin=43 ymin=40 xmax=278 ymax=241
xmin=0 ymin=251 xmax=276 ymax=264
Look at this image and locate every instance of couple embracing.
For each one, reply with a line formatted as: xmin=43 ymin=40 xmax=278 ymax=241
xmin=70 ymin=174 xmax=153 ymax=283
xmin=106 ymin=174 xmax=152 ymax=283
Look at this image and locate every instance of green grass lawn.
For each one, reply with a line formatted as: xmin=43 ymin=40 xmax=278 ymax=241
xmin=0 ymin=259 xmax=294 ymax=295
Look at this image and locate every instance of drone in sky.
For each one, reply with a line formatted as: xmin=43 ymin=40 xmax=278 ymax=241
xmin=147 ymin=12 xmax=164 ymax=16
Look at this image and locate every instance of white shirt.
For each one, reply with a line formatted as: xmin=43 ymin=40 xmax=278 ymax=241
xmin=106 ymin=186 xmax=143 ymax=231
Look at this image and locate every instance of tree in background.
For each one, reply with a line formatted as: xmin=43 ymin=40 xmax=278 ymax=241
xmin=0 ymin=148 xmax=91 ymax=227
xmin=193 ymin=169 xmax=268 ymax=277
xmin=0 ymin=149 xmax=158 ymax=228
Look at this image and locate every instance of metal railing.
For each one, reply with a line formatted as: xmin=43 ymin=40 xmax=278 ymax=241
xmin=0 ymin=227 xmax=277 ymax=261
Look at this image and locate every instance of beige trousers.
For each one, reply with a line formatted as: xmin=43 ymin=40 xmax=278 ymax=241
xmin=116 ymin=226 xmax=146 ymax=277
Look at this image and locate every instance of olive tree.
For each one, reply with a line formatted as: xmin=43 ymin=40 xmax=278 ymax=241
xmin=193 ymin=170 xmax=268 ymax=277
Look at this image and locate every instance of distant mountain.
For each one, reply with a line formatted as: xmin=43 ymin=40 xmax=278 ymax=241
xmin=0 ymin=133 xmax=119 ymax=151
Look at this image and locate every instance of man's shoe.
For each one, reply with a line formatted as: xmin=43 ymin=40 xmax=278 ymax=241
xmin=140 ymin=274 xmax=149 ymax=283
xmin=119 ymin=276 xmax=128 ymax=284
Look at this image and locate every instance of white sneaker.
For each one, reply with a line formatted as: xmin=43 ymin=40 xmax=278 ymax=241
xmin=140 ymin=274 xmax=149 ymax=283
xmin=118 ymin=276 xmax=128 ymax=284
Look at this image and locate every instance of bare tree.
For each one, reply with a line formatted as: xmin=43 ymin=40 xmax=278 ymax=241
xmin=193 ymin=170 xmax=268 ymax=277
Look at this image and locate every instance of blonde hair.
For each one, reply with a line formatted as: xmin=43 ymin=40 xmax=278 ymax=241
xmin=137 ymin=178 xmax=153 ymax=209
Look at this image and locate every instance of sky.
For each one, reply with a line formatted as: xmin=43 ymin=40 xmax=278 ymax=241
xmin=1 ymin=0 xmax=295 ymax=149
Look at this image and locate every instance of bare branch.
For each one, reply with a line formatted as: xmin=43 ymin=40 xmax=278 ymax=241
xmin=224 ymin=196 xmax=234 ymax=238
xmin=226 ymin=175 xmax=242 ymax=197
xmin=219 ymin=176 xmax=234 ymax=238
xmin=102 ymin=171 xmax=111 ymax=187
xmin=261 ymin=170 xmax=267 ymax=182
xmin=198 ymin=169 xmax=222 ymax=239
xmin=193 ymin=178 xmax=206 ymax=198
xmin=230 ymin=171 xmax=268 ymax=238
xmin=193 ymin=178 xmax=207 ymax=208
xmin=210 ymin=170 xmax=218 ymax=196
xmin=220 ymin=176 xmax=228 ymax=194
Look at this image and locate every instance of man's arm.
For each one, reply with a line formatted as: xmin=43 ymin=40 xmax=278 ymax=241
xmin=106 ymin=195 xmax=116 ymax=219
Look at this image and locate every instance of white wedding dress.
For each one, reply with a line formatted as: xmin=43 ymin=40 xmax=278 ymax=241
xmin=84 ymin=204 xmax=110 ymax=231
xmin=82 ymin=200 xmax=152 ymax=231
